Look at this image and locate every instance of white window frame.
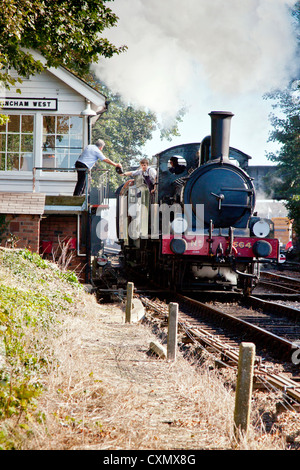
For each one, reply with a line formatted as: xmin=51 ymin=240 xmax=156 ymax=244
xmin=0 ymin=112 xmax=35 ymax=173
xmin=42 ymin=114 xmax=83 ymax=171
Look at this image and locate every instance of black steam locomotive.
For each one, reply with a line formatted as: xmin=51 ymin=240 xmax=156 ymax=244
xmin=116 ymin=112 xmax=279 ymax=295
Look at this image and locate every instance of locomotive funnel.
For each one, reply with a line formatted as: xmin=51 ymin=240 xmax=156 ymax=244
xmin=209 ymin=111 xmax=234 ymax=160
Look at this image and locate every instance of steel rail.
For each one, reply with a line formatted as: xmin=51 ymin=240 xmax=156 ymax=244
xmin=260 ymin=271 xmax=300 ymax=292
xmin=244 ymin=295 xmax=300 ymax=321
xmin=175 ymin=293 xmax=299 ymax=361
xmin=140 ymin=295 xmax=300 ymax=405
xmin=258 ymin=280 xmax=300 ymax=294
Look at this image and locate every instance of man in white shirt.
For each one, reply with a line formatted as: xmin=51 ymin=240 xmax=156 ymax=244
xmin=73 ymin=139 xmax=122 ymax=196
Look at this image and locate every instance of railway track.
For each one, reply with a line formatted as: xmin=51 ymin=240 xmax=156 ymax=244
xmin=96 ymin=254 xmax=300 ymax=406
xmin=181 ymin=294 xmax=300 ymax=360
xmin=140 ymin=293 xmax=300 ymax=408
xmin=258 ymin=271 xmax=300 ymax=295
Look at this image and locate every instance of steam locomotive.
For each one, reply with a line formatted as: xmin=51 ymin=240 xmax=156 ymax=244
xmin=116 ymin=111 xmax=279 ymax=295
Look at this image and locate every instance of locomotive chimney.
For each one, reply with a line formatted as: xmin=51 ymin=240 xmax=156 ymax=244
xmin=209 ymin=111 xmax=234 ymax=161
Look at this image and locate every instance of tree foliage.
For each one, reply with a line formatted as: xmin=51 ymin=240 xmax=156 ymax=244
xmin=264 ymin=2 xmax=300 ymax=238
xmin=264 ymin=84 xmax=300 ymax=236
xmin=0 ymin=0 xmax=126 ymax=90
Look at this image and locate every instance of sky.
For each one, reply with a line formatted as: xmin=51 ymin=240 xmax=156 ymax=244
xmin=92 ymin=0 xmax=299 ymax=166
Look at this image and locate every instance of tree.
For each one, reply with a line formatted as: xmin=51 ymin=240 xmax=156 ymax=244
xmin=0 ymin=0 xmax=126 ymax=90
xmin=263 ymin=2 xmax=300 ymax=241
xmin=264 ymin=84 xmax=300 ymax=236
xmin=91 ymin=82 xmax=185 ymax=193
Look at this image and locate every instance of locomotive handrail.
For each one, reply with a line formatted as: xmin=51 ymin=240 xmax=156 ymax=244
xmin=221 ymin=204 xmax=253 ymax=208
xmin=211 ymin=192 xmax=225 ymax=210
xmin=120 ymin=179 xmax=134 ymax=196
xmin=220 ymin=187 xmax=254 ymax=192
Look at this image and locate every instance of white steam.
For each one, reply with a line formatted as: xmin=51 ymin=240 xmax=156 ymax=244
xmin=93 ymin=0 xmax=298 ymax=119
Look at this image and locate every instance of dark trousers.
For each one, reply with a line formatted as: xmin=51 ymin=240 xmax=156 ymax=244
xmin=143 ymin=175 xmax=155 ymax=203
xmin=73 ymin=161 xmax=88 ymax=196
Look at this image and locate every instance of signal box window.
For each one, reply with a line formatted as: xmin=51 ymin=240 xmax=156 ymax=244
xmin=42 ymin=116 xmax=83 ymax=169
xmin=0 ymin=114 xmax=34 ymax=171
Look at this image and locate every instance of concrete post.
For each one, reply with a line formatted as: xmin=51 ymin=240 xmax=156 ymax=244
xmin=167 ymin=302 xmax=179 ymax=361
xmin=234 ymin=342 xmax=256 ymax=440
xmin=125 ymin=282 xmax=134 ymax=323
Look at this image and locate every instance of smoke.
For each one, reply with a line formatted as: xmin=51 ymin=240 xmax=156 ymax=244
xmin=92 ymin=0 xmax=298 ymax=121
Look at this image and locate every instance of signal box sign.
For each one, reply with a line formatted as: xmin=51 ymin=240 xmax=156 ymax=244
xmin=1 ymin=97 xmax=58 ymax=111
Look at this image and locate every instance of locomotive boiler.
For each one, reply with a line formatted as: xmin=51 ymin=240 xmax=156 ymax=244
xmin=116 ymin=111 xmax=279 ymax=295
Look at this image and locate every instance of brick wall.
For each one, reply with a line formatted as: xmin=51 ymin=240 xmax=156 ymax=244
xmin=0 ymin=211 xmax=89 ymax=282
xmin=0 ymin=214 xmax=41 ymax=252
xmin=40 ymin=214 xmax=87 ymax=281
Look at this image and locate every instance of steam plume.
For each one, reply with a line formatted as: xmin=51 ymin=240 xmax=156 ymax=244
xmin=93 ymin=0 xmax=298 ymax=119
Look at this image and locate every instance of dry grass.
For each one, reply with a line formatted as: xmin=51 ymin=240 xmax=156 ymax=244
xmin=24 ymin=298 xmax=291 ymax=450
xmin=0 ymin=248 xmax=299 ymax=450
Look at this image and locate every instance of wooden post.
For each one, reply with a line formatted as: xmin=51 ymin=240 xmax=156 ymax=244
xmin=125 ymin=282 xmax=134 ymax=323
xmin=167 ymin=302 xmax=179 ymax=361
xmin=234 ymin=342 xmax=256 ymax=440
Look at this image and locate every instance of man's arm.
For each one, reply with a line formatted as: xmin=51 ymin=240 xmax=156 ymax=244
xmin=103 ymin=158 xmax=122 ymax=168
